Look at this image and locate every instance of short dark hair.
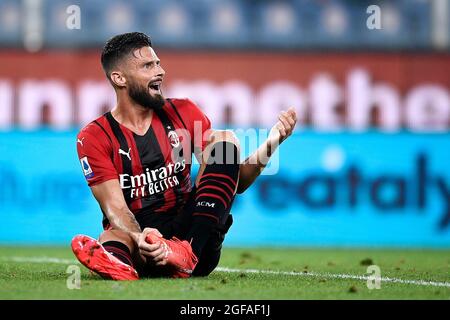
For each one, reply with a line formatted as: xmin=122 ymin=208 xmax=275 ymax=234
xmin=101 ymin=32 xmax=152 ymax=78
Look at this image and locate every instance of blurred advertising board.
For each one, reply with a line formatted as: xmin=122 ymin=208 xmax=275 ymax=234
xmin=0 ymin=130 xmax=449 ymax=247
xmin=0 ymin=51 xmax=448 ymax=132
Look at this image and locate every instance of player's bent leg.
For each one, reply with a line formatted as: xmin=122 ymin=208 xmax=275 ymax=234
xmin=186 ymin=130 xmax=240 ymax=272
xmin=194 ymin=130 xmax=240 ymax=224
xmin=71 ymin=230 xmax=140 ymax=281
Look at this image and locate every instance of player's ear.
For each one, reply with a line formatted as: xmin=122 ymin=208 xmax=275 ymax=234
xmin=110 ymin=71 xmax=126 ymax=88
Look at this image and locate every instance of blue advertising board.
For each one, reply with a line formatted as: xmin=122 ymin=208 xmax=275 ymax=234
xmin=0 ymin=130 xmax=449 ymax=247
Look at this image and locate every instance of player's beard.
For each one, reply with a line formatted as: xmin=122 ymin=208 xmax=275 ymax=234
xmin=128 ymin=81 xmax=165 ymax=110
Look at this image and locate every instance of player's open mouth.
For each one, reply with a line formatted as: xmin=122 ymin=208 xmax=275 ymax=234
xmin=149 ymin=80 xmax=162 ymax=94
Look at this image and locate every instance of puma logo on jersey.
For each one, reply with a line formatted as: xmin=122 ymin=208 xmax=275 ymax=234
xmin=77 ymin=137 xmax=85 ymax=146
xmin=119 ymin=148 xmax=131 ymax=161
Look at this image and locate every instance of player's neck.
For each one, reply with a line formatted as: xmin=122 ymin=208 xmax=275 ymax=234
xmin=112 ymin=100 xmax=153 ymax=136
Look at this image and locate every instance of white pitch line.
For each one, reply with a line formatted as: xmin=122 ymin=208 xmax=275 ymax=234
xmin=0 ymin=256 xmax=79 ymax=265
xmin=215 ymin=267 xmax=450 ymax=288
xmin=2 ymin=256 xmax=449 ymax=288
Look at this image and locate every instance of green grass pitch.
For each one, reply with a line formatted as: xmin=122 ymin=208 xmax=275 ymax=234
xmin=0 ymin=246 xmax=449 ymax=299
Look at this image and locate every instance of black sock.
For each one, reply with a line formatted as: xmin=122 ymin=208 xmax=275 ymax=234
xmin=187 ymin=142 xmax=240 ymax=258
xmin=102 ymin=241 xmax=134 ymax=267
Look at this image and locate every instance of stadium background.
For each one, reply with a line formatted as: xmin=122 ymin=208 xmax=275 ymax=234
xmin=0 ymin=0 xmax=449 ymax=249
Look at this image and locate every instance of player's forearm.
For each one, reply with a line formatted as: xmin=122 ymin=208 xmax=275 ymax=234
xmin=237 ymin=139 xmax=278 ymax=194
xmin=91 ymin=181 xmax=143 ymax=243
xmin=106 ymin=208 xmax=142 ymax=243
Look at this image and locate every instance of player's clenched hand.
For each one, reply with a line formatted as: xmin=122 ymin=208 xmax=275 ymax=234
xmin=138 ymin=228 xmax=167 ymax=265
xmin=268 ymin=107 xmax=297 ymax=145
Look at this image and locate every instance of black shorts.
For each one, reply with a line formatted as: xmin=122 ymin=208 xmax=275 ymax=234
xmin=135 ymin=187 xmax=234 ymax=277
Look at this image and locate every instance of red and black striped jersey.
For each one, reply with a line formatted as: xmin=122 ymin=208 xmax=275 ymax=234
xmin=76 ymin=98 xmax=211 ymax=226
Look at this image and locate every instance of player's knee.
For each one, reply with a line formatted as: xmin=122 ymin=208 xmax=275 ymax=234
xmin=206 ymin=130 xmax=240 ymax=165
xmin=210 ymin=130 xmax=240 ymax=151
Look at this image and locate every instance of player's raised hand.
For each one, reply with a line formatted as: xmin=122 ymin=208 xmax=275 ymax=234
xmin=268 ymin=107 xmax=297 ymax=145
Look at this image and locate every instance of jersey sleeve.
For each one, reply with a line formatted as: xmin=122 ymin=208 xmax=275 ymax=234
xmin=76 ymin=130 xmax=118 ymax=187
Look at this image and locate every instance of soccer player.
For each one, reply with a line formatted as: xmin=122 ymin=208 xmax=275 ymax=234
xmin=72 ymin=32 xmax=297 ymax=280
